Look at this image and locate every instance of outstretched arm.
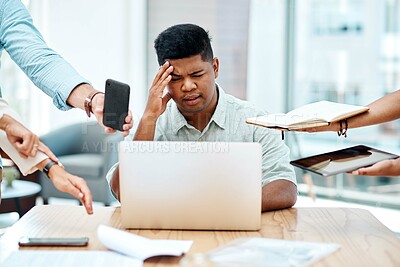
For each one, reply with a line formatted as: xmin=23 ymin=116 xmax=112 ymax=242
xmin=37 ymin=159 xmax=93 ymax=214
xmin=0 ymin=101 xmax=93 ymax=214
xmin=298 ymin=90 xmax=400 ymax=133
xmin=350 ymin=158 xmax=400 ymax=177
xmin=0 ymin=1 xmax=133 ymax=136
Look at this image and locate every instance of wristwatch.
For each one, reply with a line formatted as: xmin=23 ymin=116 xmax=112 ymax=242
xmin=43 ymin=160 xmax=58 ymax=178
xmin=84 ymin=90 xmax=104 ymax=117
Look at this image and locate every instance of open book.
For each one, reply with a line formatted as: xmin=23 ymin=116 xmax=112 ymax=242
xmin=246 ymin=101 xmax=369 ymax=130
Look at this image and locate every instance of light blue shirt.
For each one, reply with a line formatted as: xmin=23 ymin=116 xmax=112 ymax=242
xmin=0 ymin=0 xmax=89 ymax=109
xmin=107 ymin=86 xmax=296 ymax=187
xmin=156 ymin=86 xmax=296 ymax=186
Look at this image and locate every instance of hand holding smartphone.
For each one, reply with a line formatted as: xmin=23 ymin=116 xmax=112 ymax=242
xmin=18 ymin=237 xmax=89 ymax=247
xmin=103 ymin=79 xmax=130 ymax=131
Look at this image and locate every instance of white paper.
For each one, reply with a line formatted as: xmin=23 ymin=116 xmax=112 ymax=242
xmin=97 ymin=224 xmax=193 ymax=260
xmin=206 ymin=238 xmax=340 ymax=267
xmin=1 ymin=250 xmax=142 ymax=267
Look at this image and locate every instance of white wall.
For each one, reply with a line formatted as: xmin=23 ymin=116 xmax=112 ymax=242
xmin=247 ymin=0 xmax=286 ymax=113
xmin=28 ymin=0 xmax=147 ymax=133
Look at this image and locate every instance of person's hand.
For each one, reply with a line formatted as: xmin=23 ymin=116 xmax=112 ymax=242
xmin=1 ymin=114 xmax=59 ymax=161
xmin=143 ymin=61 xmax=173 ymax=119
xmin=350 ymin=158 xmax=400 ymax=177
xmin=295 ymin=121 xmax=340 ymax=133
xmin=47 ymin=164 xmax=93 ymax=214
xmin=91 ymin=93 xmax=133 ymax=137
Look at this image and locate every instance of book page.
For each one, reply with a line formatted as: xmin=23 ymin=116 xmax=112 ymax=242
xmin=1 ymin=251 xmax=142 ymax=267
xmin=247 ymin=101 xmax=369 ymax=129
xmin=246 ymin=113 xmax=327 ymax=129
xmin=97 ymin=225 xmax=193 ymax=261
xmin=287 ymin=101 xmax=369 ymax=122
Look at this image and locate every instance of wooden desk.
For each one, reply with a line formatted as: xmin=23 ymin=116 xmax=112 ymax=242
xmin=0 ymin=205 xmax=399 ymax=267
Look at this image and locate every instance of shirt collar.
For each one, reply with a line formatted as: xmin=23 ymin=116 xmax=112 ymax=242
xmin=169 ymin=83 xmax=227 ymax=134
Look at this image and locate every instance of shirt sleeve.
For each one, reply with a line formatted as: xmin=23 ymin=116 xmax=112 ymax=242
xmin=253 ymin=125 xmax=297 ymax=187
xmin=0 ymin=0 xmax=90 ymax=110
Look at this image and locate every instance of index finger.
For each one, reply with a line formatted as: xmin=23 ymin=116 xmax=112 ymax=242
xmin=152 ymin=62 xmax=174 ymax=89
xmin=38 ymin=141 xmax=59 ymax=163
xmin=77 ymin=183 xmax=93 ymax=215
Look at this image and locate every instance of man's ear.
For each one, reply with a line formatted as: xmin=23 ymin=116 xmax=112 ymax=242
xmin=212 ymin=57 xmax=219 ymax=79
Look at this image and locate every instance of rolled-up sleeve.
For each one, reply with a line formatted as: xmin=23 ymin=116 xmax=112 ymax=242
xmin=0 ymin=0 xmax=89 ymax=110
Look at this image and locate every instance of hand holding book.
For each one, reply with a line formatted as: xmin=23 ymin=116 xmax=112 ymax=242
xmin=246 ymin=101 xmax=369 ymax=131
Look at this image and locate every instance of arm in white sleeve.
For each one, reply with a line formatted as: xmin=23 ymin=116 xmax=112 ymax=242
xmin=0 ymin=99 xmax=48 ymax=175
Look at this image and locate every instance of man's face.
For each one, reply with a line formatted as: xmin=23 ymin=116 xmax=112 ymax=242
xmin=167 ymin=55 xmax=219 ymax=116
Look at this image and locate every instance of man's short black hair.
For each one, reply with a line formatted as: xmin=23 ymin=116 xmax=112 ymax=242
xmin=154 ymin=23 xmax=213 ymax=66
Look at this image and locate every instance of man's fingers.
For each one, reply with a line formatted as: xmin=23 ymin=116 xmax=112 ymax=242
xmin=17 ymin=151 xmax=28 ymax=159
xmin=104 ymin=127 xmax=116 ymax=134
xmin=63 ymin=183 xmax=84 ymax=201
xmin=16 ymin=133 xmax=36 ymax=157
xmin=162 ymin=92 xmax=172 ymax=106
xmin=154 ymin=66 xmax=173 ymax=91
xmin=38 ymin=142 xmax=59 ymax=162
xmin=125 ymin=110 xmax=133 ymax=123
xmin=122 ymin=111 xmax=134 ymax=133
xmin=14 ymin=142 xmax=30 ymax=158
xmin=74 ymin=179 xmax=93 ymax=215
xmin=151 ymin=61 xmax=170 ymax=87
xmin=66 ymin=177 xmax=93 ymax=215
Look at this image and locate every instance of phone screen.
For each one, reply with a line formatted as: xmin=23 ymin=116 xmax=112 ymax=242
xmin=18 ymin=237 xmax=89 ymax=247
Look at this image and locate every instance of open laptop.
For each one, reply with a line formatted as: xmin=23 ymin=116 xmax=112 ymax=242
xmin=118 ymin=141 xmax=262 ymax=230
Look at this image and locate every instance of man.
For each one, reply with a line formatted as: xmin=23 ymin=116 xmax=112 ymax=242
xmin=109 ymin=23 xmax=297 ymax=211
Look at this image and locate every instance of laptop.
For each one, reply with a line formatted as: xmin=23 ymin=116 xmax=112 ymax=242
xmin=290 ymin=145 xmax=399 ymax=177
xmin=118 ymin=141 xmax=262 ymax=230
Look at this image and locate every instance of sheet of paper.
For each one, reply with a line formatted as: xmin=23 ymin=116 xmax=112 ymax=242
xmin=206 ymin=237 xmax=340 ymax=267
xmin=97 ymin=224 xmax=193 ymax=260
xmin=1 ymin=250 xmax=142 ymax=267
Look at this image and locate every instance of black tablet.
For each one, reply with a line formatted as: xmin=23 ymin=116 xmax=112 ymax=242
xmin=290 ymin=145 xmax=399 ymax=177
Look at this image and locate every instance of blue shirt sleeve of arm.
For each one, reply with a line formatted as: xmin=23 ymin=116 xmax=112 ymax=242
xmin=0 ymin=0 xmax=89 ymax=110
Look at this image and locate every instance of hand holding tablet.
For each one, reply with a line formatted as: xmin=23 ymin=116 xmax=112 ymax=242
xmin=290 ymin=145 xmax=399 ymax=177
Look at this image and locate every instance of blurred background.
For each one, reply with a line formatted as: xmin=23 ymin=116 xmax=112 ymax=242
xmin=1 ymin=0 xmax=399 ymax=231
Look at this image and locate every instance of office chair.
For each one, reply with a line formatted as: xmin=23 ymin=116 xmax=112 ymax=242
xmin=38 ymin=121 xmax=121 ymax=206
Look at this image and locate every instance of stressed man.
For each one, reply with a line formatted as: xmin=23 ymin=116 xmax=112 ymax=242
xmin=108 ymin=23 xmax=297 ymax=211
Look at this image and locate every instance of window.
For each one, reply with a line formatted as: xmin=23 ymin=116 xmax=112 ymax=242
xmin=290 ymin=0 xmax=400 ymax=208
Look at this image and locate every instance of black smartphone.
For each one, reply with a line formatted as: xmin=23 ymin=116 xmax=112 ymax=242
xmin=18 ymin=236 xmax=89 ymax=247
xmin=103 ymin=79 xmax=130 ymax=131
